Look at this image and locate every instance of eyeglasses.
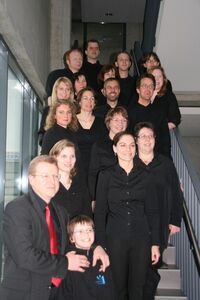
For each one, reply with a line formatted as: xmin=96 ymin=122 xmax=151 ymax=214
xmin=140 ymin=84 xmax=154 ymax=90
xmin=137 ymin=134 xmax=155 ymax=140
xmin=33 ymin=174 xmax=61 ymax=180
xmin=112 ymin=118 xmax=127 ymax=124
xmin=73 ymin=228 xmax=94 ymax=235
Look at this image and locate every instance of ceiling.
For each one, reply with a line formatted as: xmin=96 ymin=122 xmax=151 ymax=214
xmin=72 ymin=0 xmax=146 ymax=23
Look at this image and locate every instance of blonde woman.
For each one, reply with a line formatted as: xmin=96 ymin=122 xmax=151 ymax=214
xmin=38 ymin=77 xmax=74 ymax=145
xmin=50 ymin=139 xmax=92 ymax=218
xmin=41 ymin=99 xmax=78 ymax=154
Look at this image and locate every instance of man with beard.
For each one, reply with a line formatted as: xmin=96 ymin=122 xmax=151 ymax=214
xmin=94 ymin=78 xmax=124 ymax=119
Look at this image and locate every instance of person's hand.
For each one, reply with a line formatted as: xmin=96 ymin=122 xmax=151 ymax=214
xmin=151 ymin=245 xmax=160 ymax=265
xmin=93 ymin=245 xmax=110 ymax=272
xmin=169 ymin=224 xmax=180 ymax=235
xmin=66 ymin=251 xmax=90 ymax=272
xmin=91 ymin=200 xmax=96 ymax=212
xmin=168 ymin=122 xmax=176 ymax=130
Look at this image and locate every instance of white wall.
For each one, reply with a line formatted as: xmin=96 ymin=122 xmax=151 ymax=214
xmin=155 ymin=0 xmax=200 ymax=92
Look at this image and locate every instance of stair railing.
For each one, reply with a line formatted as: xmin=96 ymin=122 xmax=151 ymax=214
xmin=170 ymin=128 xmax=200 ymax=300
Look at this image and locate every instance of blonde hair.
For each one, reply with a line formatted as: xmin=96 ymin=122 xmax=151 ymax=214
xmin=45 ymin=99 xmax=78 ymax=131
xmin=49 ymin=139 xmax=77 ymax=179
xmin=51 ymin=77 xmax=74 ymax=105
xmin=28 ymin=155 xmax=57 ymax=176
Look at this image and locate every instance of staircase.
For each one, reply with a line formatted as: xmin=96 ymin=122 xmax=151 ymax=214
xmin=155 ymin=245 xmax=187 ymax=300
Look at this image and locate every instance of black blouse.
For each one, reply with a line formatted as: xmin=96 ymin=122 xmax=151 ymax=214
xmin=74 ymin=117 xmax=107 ymax=173
xmin=94 ymin=163 xmax=160 ymax=248
xmin=88 ymin=135 xmax=117 ymax=199
xmin=52 ymin=171 xmax=92 ymax=219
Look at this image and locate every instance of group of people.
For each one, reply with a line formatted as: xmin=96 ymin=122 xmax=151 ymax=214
xmin=0 ymin=39 xmax=183 ymax=300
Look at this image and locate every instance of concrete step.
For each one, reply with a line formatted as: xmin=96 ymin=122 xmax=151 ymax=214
xmin=163 ymin=246 xmax=176 ymax=265
xmin=155 ymin=288 xmax=187 ymax=300
xmin=175 ymin=92 xmax=200 ymax=107
xmin=158 ymin=265 xmax=181 ymax=289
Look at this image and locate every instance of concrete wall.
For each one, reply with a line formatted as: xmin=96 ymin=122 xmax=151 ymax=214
xmin=50 ymin=0 xmax=71 ymax=70
xmin=0 ymin=0 xmax=51 ymax=98
xmin=155 ymin=0 xmax=200 ymax=92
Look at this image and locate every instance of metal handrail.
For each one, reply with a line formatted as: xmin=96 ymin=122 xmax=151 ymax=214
xmin=130 ymin=48 xmax=140 ymax=77
xmin=183 ymin=198 xmax=200 ymax=276
xmin=171 ymin=128 xmax=200 ymax=298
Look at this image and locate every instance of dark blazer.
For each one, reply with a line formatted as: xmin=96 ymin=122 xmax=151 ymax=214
xmin=0 ymin=192 xmax=69 ymax=300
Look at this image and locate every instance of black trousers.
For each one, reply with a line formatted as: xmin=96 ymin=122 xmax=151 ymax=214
xmin=143 ymin=247 xmax=165 ymax=300
xmin=107 ymin=235 xmax=151 ymax=300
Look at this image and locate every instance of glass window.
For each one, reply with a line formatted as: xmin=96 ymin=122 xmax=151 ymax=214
xmin=87 ymin=23 xmax=124 ymax=64
xmin=0 ymin=38 xmax=42 ymax=278
xmin=4 ymin=69 xmax=23 ymax=206
xmin=71 ymin=21 xmax=125 ymax=64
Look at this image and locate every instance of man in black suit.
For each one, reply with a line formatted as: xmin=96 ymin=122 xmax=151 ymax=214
xmin=0 ymin=155 xmax=109 ymax=300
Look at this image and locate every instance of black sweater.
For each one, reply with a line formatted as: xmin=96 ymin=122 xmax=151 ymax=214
xmin=41 ymin=123 xmax=77 ymax=155
xmin=45 ymin=67 xmax=81 ymax=97
xmin=128 ymin=102 xmax=171 ymax=158
xmin=52 ymin=171 xmax=92 ymax=219
xmin=152 ymin=90 xmax=181 ymax=126
xmin=57 ymin=246 xmax=116 ymax=300
xmin=135 ymin=155 xmax=183 ymax=248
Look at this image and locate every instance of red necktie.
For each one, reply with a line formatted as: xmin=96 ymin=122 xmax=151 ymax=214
xmin=45 ymin=205 xmax=62 ymax=287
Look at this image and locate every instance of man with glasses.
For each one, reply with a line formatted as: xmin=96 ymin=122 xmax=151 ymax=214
xmin=128 ymin=73 xmax=171 ymax=158
xmin=0 ymin=155 xmax=109 ymax=300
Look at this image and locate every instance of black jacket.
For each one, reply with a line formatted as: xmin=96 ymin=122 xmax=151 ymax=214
xmin=0 ymin=191 xmax=69 ymax=300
